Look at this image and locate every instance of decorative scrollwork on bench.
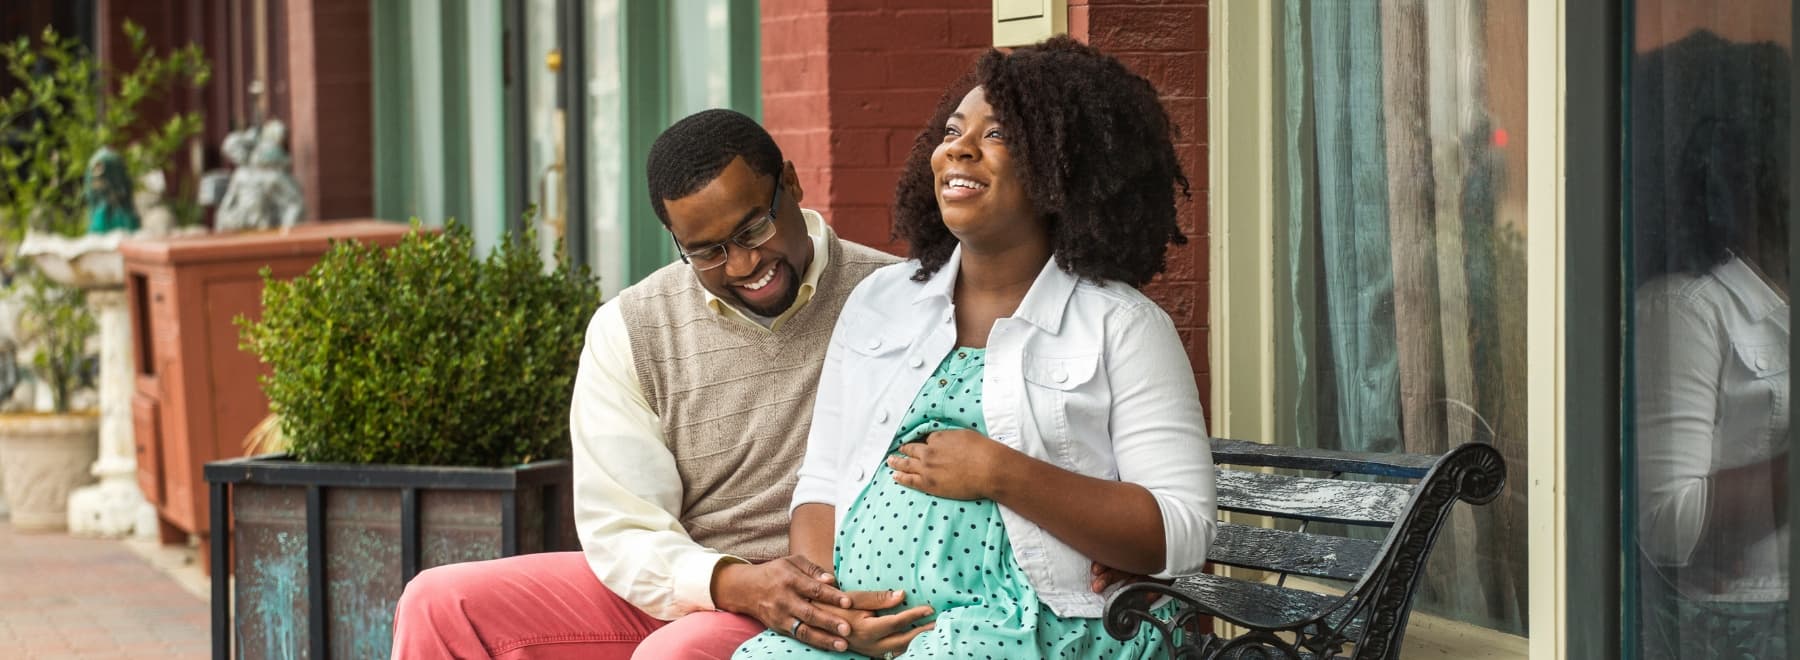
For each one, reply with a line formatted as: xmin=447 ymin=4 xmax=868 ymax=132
xmin=1103 ymin=441 xmax=1507 ymax=660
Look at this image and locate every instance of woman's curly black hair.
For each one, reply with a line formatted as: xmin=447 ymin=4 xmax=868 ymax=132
xmin=891 ymin=36 xmax=1190 ymax=288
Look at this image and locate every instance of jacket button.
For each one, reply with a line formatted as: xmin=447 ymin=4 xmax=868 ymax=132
xmin=867 ymin=338 xmax=883 ymax=350
xmin=855 ymin=468 xmax=867 ymax=481
xmin=1053 ymin=370 xmax=1069 ymax=383
xmin=877 ymin=410 xmax=889 ymax=423
xmin=1757 ymin=357 xmax=1769 ymax=370
xmin=909 ymin=356 xmax=924 ymax=368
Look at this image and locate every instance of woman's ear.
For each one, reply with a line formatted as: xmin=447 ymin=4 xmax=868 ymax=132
xmin=784 ymin=160 xmax=804 ymax=205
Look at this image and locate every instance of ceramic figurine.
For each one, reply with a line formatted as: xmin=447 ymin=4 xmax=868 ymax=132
xmin=83 ymin=147 xmax=139 ymax=234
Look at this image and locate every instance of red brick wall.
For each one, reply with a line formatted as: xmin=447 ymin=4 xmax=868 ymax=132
xmin=284 ymin=0 xmax=372 ymax=221
xmin=1071 ymin=0 xmax=1210 ymax=407
xmin=762 ymin=0 xmax=1210 ymax=403
xmin=762 ymin=0 xmax=992 ymax=254
xmin=96 ymin=0 xmax=206 ymax=188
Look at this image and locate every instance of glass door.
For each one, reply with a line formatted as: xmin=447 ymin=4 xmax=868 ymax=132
xmin=519 ymin=0 xmax=570 ymax=266
xmin=1622 ymin=1 xmax=1793 ymax=657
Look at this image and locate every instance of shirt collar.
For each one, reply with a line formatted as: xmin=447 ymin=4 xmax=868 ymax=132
xmin=1715 ymin=254 xmax=1787 ymax=323
xmin=912 ymin=244 xmax=1078 ymax=335
xmin=700 ymin=208 xmax=832 ymax=330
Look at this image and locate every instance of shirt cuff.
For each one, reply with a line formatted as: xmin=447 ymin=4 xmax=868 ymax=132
xmin=789 ymin=478 xmax=836 ymax=516
xmin=672 ymin=551 xmax=746 ymax=613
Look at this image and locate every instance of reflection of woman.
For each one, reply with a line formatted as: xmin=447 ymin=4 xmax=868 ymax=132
xmin=734 ymin=37 xmax=1216 ymax=659
xmin=1635 ymin=115 xmax=1789 ymax=659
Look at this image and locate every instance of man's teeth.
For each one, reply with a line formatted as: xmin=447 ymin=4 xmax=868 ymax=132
xmin=946 ymin=177 xmax=987 ymax=190
xmin=743 ymin=267 xmax=776 ymax=291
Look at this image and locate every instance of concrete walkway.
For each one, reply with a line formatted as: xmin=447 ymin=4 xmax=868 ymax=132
xmin=0 ymin=523 xmax=210 ymax=658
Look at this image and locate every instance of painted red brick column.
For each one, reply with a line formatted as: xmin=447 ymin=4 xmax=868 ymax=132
xmin=762 ymin=1 xmax=1210 ymax=403
xmin=1071 ymin=0 xmax=1211 ymax=406
xmin=761 ymin=0 xmax=993 ymax=254
xmin=284 ymin=0 xmax=373 ymax=221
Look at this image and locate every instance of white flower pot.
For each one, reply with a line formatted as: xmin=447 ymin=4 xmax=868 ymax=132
xmin=0 ymin=414 xmax=100 ymax=531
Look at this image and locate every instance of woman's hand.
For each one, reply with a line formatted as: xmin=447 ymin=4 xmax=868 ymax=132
xmin=811 ymin=590 xmax=936 ymax=658
xmin=886 ymin=428 xmax=1016 ymax=500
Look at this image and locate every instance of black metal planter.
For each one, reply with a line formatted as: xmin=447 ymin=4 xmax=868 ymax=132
xmin=204 ymin=454 xmax=577 ymax=660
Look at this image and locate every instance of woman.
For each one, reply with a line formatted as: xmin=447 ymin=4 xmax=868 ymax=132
xmin=1635 ymin=113 xmax=1789 ymax=658
xmin=734 ymin=37 xmax=1216 ymax=659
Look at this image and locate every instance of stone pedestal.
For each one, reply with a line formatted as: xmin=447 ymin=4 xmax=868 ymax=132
xmin=65 ymin=288 xmax=156 ymax=537
xmin=19 ymin=231 xmax=155 ymax=538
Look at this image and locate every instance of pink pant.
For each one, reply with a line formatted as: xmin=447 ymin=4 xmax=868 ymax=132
xmin=392 ymin=551 xmax=764 ymax=659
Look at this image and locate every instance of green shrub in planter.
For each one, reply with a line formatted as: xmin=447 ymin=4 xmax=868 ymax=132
xmin=239 ymin=222 xmax=599 ymax=467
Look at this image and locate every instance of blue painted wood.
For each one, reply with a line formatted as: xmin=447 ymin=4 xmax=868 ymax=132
xmin=207 ymin=455 xmax=576 ymax=658
xmin=1207 ymin=523 xmax=1382 ymax=581
xmin=1215 ymin=470 xmax=1412 ymax=526
xmin=1168 ymin=573 xmax=1363 ymax=638
xmin=1211 ymin=438 xmax=1438 ymax=479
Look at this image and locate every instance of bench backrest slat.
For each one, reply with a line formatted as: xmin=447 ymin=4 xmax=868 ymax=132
xmin=1206 ymin=522 xmax=1383 ymax=582
xmin=1211 ymin=438 xmax=1438 ymax=480
xmin=1216 ymin=470 xmax=1412 ymax=527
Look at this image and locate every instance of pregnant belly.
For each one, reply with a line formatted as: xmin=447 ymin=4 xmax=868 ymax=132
xmin=832 ymin=464 xmax=1025 ymax=613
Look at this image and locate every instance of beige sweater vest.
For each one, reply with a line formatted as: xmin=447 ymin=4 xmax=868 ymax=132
xmin=617 ymin=233 xmax=896 ymax=562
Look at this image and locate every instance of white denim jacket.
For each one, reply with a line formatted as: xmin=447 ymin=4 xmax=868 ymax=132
xmin=1637 ymin=255 xmax=1790 ymax=602
xmin=791 ymin=246 xmax=1218 ymax=618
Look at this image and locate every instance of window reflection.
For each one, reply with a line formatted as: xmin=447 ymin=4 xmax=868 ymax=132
xmin=1271 ymin=0 xmax=1529 ymax=634
xmin=1629 ymin=20 xmax=1791 ymax=660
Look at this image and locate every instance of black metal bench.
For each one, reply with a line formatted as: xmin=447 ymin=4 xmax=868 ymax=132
xmin=1103 ymin=438 xmax=1507 ymax=659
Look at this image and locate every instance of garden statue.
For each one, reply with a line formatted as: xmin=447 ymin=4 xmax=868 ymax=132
xmin=83 ymin=147 xmax=139 ymax=234
xmin=214 ymin=119 xmax=305 ymax=231
xmin=134 ymin=170 xmax=177 ymax=236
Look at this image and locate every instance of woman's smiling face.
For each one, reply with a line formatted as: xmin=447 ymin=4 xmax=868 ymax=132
xmin=930 ymin=86 xmax=1038 ymax=244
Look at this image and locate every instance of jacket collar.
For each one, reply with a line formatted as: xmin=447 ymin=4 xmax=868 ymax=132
xmin=913 ymin=244 xmax=1078 ymax=335
xmin=1715 ymin=254 xmax=1787 ymax=324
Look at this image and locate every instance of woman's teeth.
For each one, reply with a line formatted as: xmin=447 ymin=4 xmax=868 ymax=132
xmin=743 ymin=267 xmax=776 ymax=291
xmin=945 ymin=177 xmax=987 ymax=190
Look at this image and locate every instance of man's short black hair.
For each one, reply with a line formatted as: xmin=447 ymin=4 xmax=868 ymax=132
xmin=645 ymin=109 xmax=785 ymax=225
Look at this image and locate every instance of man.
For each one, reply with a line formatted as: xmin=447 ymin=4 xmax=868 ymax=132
xmin=391 ymin=109 xmax=903 ymax=658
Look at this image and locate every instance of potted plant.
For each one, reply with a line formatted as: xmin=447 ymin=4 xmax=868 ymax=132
xmin=0 ymin=273 xmax=98 ymax=530
xmin=0 ymin=22 xmax=207 ymax=531
xmin=211 ymin=221 xmax=599 ymax=657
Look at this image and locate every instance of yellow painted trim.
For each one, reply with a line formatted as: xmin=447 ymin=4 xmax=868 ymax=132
xmin=1208 ymin=0 xmax=1276 ymax=444
xmin=1525 ymin=2 xmax=1566 ymax=659
xmin=991 ymin=0 xmax=1068 ymax=48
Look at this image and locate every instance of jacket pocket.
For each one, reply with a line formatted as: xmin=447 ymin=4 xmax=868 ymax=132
xmin=1022 ymin=353 xmax=1099 ymax=390
xmin=1021 ymin=353 xmax=1104 ymax=472
xmin=1731 ymin=340 xmax=1788 ymax=379
xmin=838 ymin=315 xmax=913 ymax=359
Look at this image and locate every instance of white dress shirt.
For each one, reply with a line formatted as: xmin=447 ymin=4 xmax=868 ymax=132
xmin=792 ymin=246 xmax=1218 ymax=618
xmin=570 ymin=210 xmax=831 ymax=620
xmin=1636 ymin=255 xmax=1790 ymax=602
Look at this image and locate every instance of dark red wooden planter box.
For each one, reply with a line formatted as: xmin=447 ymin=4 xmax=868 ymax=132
xmin=204 ymin=454 xmax=576 ymax=659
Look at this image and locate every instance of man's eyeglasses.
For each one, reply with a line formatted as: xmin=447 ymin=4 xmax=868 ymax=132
xmin=672 ymin=178 xmax=782 ymax=271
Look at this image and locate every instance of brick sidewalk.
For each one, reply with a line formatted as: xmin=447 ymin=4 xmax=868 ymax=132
xmin=0 ymin=523 xmax=210 ymax=658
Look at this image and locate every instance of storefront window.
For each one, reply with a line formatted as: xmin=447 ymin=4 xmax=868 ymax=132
xmin=1625 ymin=2 xmax=1792 ymax=658
xmin=1270 ymin=0 xmax=1530 ymax=634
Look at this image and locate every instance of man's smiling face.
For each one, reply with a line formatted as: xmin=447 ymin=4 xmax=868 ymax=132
xmin=662 ymin=157 xmax=813 ymax=318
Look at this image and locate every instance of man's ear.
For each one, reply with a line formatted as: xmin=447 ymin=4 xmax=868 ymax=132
xmin=783 ymin=160 xmax=803 ymax=205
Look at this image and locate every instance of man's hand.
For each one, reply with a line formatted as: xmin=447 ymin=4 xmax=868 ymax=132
xmin=813 ymin=590 xmax=935 ymax=658
xmin=712 ymin=556 xmax=857 ymax=652
xmin=886 ymin=429 xmax=1014 ymax=500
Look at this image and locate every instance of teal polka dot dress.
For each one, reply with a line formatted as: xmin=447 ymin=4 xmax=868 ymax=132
xmin=734 ymin=347 xmax=1174 ymax=659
